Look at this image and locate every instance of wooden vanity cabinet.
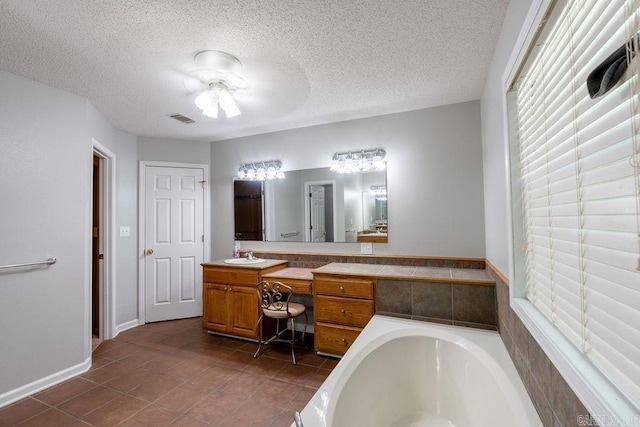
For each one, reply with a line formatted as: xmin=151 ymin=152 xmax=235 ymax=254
xmin=313 ymin=274 xmax=375 ymax=356
xmin=202 ymin=263 xmax=285 ymax=339
xmin=203 ymin=283 xmax=258 ymax=338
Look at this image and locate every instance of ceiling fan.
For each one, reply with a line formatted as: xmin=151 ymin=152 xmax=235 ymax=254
xmin=190 ymin=50 xmax=249 ymax=119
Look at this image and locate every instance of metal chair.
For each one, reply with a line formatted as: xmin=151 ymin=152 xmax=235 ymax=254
xmin=254 ymin=280 xmax=308 ymax=364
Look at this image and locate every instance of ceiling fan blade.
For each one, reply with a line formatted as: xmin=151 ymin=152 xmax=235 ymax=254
xmin=182 ymin=75 xmax=208 ymax=93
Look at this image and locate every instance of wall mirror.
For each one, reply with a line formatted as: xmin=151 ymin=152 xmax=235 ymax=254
xmin=233 ymin=166 xmax=387 ymax=243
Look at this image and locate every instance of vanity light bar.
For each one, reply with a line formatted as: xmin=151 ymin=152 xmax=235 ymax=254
xmin=330 ymin=148 xmax=386 ymax=173
xmin=238 ymin=160 xmax=285 ymax=181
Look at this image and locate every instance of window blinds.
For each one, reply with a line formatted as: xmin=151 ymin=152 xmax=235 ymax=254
xmin=514 ymin=0 xmax=640 ymax=407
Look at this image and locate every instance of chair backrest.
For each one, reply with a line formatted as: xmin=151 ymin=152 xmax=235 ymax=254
xmin=256 ymin=281 xmax=293 ymax=314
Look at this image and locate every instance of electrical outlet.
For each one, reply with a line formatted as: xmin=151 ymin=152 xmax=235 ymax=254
xmin=119 ymin=226 xmax=130 ymax=237
xmin=360 ymin=242 xmax=373 ymax=254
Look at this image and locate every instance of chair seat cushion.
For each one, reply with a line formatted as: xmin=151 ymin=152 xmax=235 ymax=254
xmin=263 ymin=302 xmax=306 ymax=319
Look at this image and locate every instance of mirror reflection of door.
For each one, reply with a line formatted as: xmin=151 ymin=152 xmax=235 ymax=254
xmin=234 ymin=181 xmax=263 ymax=240
xmin=309 ymin=185 xmax=326 ymax=242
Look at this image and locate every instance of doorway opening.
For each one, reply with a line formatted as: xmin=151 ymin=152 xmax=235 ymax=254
xmin=234 ymin=180 xmax=264 ymax=241
xmin=304 ymin=181 xmax=336 ymax=242
xmin=91 ymin=140 xmax=115 ymax=350
xmin=92 ymin=154 xmax=101 ymax=350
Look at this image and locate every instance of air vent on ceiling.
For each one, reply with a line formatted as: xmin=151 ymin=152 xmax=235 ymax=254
xmin=168 ymin=113 xmax=195 ymax=124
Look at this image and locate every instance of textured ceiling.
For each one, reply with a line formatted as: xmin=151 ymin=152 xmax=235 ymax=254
xmin=0 ymin=0 xmax=508 ymax=142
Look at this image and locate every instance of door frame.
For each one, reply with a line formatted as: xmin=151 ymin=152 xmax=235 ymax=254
xmin=138 ymin=161 xmax=210 ymax=325
xmin=304 ymin=180 xmax=337 ymax=242
xmin=91 ymin=139 xmax=116 ymax=341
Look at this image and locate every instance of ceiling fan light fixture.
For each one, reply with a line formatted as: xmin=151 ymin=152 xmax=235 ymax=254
xmin=218 ymin=85 xmax=241 ymax=118
xmin=194 ymin=85 xmax=220 ymax=118
xmin=192 ymin=50 xmax=247 ymax=119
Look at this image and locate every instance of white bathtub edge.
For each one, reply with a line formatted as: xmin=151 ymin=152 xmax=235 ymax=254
xmin=297 ymin=315 xmax=542 ymax=427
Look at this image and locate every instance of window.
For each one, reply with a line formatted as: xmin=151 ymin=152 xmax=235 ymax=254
xmin=508 ymin=0 xmax=640 ymax=419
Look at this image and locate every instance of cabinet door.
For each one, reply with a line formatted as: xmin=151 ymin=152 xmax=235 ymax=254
xmin=203 ymin=283 xmax=229 ymax=332
xmin=229 ymin=286 xmax=259 ymax=338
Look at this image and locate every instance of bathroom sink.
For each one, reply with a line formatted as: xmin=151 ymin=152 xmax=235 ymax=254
xmin=223 ymin=258 xmax=265 ymax=265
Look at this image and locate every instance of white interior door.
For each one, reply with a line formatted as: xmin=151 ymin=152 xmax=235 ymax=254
xmin=144 ymin=165 xmax=204 ymax=322
xmin=309 ymin=185 xmax=326 ymax=242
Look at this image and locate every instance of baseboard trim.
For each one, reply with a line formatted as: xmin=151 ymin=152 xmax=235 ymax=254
xmin=0 ymin=356 xmax=91 ymax=409
xmin=113 ymin=319 xmax=140 ymax=337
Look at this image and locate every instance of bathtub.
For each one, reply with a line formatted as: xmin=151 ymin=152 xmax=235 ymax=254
xmin=296 ymin=316 xmax=542 ymax=427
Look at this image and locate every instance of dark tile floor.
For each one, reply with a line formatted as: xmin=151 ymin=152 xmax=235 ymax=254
xmin=0 ymin=317 xmax=337 ymax=427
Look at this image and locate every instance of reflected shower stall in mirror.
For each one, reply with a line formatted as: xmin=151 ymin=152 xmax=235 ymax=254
xmin=233 ymin=166 xmax=387 ymax=243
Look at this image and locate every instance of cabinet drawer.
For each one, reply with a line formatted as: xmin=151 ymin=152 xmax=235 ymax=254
xmin=203 ymin=268 xmax=259 ymax=285
xmin=314 ymin=276 xmax=374 ymax=298
xmin=315 ymin=296 xmax=373 ymax=327
xmin=315 ymin=322 xmax=362 ymax=356
xmin=264 ymin=278 xmax=312 ymax=295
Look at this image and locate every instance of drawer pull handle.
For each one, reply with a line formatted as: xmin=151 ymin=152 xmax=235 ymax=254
xmin=339 ymin=286 xmax=344 ymax=291
xmin=342 ymin=338 xmax=347 ymax=344
xmin=341 ymin=309 xmax=345 ymax=314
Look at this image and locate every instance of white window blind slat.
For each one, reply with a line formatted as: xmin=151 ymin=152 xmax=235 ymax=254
xmin=581 ymin=228 xmax=640 ymax=253
xmin=573 ymin=2 xmax=628 ymax=69
xmin=588 ymin=274 xmax=640 ymax=310
xmin=582 ymin=212 xmax=637 ymax=234
xmin=583 ymin=256 xmax=640 ymax=288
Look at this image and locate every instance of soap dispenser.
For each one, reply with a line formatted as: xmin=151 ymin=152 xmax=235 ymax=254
xmin=233 ymin=242 xmax=240 ymax=259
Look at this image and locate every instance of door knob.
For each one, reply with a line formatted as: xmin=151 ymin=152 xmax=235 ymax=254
xmin=146 ymin=248 xmax=154 ymax=255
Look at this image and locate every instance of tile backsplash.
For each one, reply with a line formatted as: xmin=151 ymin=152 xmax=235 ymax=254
xmin=377 ymin=279 xmax=497 ymax=330
xmin=252 ymin=251 xmax=486 ymax=270
xmin=490 ymin=267 xmax=593 ymax=427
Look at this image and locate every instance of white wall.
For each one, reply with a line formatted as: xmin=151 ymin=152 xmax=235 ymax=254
xmin=480 ymin=0 xmax=533 ymax=276
xmin=0 ymin=70 xmax=139 ymax=406
xmin=211 ymin=101 xmax=486 ymax=260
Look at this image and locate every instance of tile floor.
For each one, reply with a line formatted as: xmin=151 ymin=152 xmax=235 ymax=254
xmin=0 ymin=317 xmax=338 ymax=426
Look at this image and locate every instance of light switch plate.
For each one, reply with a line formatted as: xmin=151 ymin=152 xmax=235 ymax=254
xmin=119 ymin=226 xmax=130 ymax=237
xmin=360 ymin=242 xmax=373 ymax=254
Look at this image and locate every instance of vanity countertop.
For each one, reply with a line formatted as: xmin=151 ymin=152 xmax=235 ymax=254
xmin=312 ymin=262 xmax=494 ymax=285
xmin=202 ymin=259 xmax=288 ymax=270
xmin=262 ymin=267 xmax=314 ymax=281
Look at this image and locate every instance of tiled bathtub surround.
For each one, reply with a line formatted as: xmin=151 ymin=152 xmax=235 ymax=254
xmin=252 ymin=251 xmax=486 ymax=270
xmin=377 ymin=279 xmax=497 ymax=330
xmin=489 ymin=267 xmax=593 ymax=427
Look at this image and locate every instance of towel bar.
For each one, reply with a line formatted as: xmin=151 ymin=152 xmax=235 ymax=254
xmin=0 ymin=258 xmax=57 ymax=270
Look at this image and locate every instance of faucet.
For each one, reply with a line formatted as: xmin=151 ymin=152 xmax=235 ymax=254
xmin=246 ymin=250 xmax=254 ymax=260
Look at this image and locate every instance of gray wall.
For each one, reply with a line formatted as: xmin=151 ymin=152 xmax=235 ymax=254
xmin=87 ymin=104 xmax=139 ymax=327
xmin=211 ymin=100 xmax=486 ymax=260
xmin=480 ymin=0 xmax=532 ymax=276
xmin=0 ymin=71 xmax=90 ymax=397
xmin=0 ymin=71 xmax=138 ymax=402
xmin=138 ymin=137 xmax=211 ymax=164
